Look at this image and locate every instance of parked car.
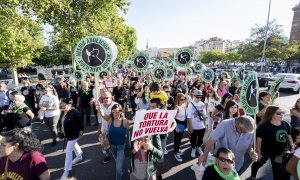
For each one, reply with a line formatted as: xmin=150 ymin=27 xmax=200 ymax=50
xmin=268 ymin=73 xmax=300 ymax=93
xmin=257 ymin=72 xmax=273 ymax=87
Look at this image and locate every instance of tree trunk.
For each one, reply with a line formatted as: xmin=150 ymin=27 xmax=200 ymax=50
xmin=12 ymin=68 xmax=18 ymax=86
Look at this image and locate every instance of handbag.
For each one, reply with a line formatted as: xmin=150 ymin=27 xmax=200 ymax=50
xmin=190 ymin=102 xmax=205 ymax=121
xmin=58 ymin=131 xmax=65 ymax=139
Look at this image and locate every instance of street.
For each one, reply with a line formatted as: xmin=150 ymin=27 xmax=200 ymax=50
xmin=32 ymin=90 xmax=300 ymax=180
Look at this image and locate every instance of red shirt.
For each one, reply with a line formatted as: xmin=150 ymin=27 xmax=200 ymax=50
xmin=0 ymin=151 xmax=48 ymax=180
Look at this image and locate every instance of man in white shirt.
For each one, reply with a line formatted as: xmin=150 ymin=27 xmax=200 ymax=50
xmin=187 ymin=90 xmax=207 ymax=158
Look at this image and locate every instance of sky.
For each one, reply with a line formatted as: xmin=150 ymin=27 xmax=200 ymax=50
xmin=122 ymin=0 xmax=300 ymax=50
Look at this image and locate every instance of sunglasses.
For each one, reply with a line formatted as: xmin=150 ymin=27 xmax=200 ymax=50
xmin=180 ymin=98 xmax=186 ymax=101
xmin=217 ymin=157 xmax=234 ymax=164
xmin=195 ymin=96 xmax=201 ymax=99
xmin=275 ymin=111 xmax=285 ymax=116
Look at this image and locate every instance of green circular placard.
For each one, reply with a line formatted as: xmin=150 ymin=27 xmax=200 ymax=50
xmin=99 ymin=69 xmax=109 ymax=80
xmin=237 ymin=67 xmax=248 ymax=84
xmin=117 ymin=63 xmax=124 ymax=70
xmin=130 ymin=51 xmax=150 ymax=72
xmin=240 ymin=71 xmax=259 ymax=115
xmin=193 ymin=62 xmax=205 ymax=73
xmin=73 ymin=70 xmax=84 ymax=82
xmin=69 ymin=67 xmax=75 ymax=74
xmin=200 ymin=68 xmax=214 ymax=83
xmin=126 ymin=61 xmax=133 ymax=70
xmin=166 ymin=69 xmax=174 ymax=80
xmin=74 ymin=36 xmax=117 ymax=73
xmin=174 ymin=48 xmax=193 ymax=68
xmin=152 ymin=66 xmax=166 ymax=82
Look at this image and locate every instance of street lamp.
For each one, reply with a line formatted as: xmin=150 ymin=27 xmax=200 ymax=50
xmin=261 ymin=0 xmax=272 ymax=72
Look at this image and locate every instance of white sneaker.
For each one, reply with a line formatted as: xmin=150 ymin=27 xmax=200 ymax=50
xmin=60 ymin=171 xmax=69 ymax=180
xmin=197 ymin=147 xmax=203 ymax=155
xmin=164 ymin=148 xmax=168 ymax=155
xmin=174 ymin=153 xmax=183 ymax=162
xmin=72 ymin=156 xmax=83 ymax=165
xmin=191 ymin=148 xmax=196 ymax=158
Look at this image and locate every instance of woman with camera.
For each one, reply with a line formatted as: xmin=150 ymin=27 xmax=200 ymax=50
xmin=57 ymin=98 xmax=84 ymax=180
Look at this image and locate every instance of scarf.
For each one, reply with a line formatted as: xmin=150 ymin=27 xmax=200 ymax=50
xmin=207 ymin=161 xmax=240 ymax=180
xmin=14 ymin=102 xmax=28 ymax=114
xmin=82 ymin=88 xmax=89 ymax=95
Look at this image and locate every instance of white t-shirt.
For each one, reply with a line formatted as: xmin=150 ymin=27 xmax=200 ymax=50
xmin=99 ymin=101 xmax=118 ymax=133
xmin=205 ymin=97 xmax=221 ymax=114
xmin=187 ymin=100 xmax=206 ymax=130
xmin=175 ymin=106 xmax=187 ymax=121
xmin=39 ymin=95 xmax=61 ymax=117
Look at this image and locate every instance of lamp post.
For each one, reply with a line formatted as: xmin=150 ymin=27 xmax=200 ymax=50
xmin=261 ymin=0 xmax=272 ymax=72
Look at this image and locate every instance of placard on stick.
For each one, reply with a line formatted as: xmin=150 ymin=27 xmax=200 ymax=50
xmin=131 ymin=110 xmax=176 ymax=141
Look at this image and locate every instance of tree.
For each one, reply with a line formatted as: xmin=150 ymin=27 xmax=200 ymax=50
xmin=0 ymin=0 xmax=44 ymax=69
xmin=41 ymin=0 xmax=137 ymax=64
xmin=237 ymin=19 xmax=289 ymax=62
xmin=199 ymin=50 xmax=224 ymax=64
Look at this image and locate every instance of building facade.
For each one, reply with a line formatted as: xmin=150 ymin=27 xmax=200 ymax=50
xmin=290 ymin=3 xmax=300 ymax=41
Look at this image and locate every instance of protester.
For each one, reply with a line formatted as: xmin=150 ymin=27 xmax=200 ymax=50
xmin=98 ymin=103 xmax=129 ymax=180
xmin=95 ymin=91 xmax=118 ymax=163
xmin=135 ymin=85 xmax=150 ymax=110
xmin=20 ymin=78 xmax=36 ymax=112
xmin=228 ymin=79 xmax=240 ymax=96
xmin=112 ymin=79 xmax=127 ymax=108
xmin=149 ymin=82 xmax=168 ymax=109
xmin=211 ymin=93 xmax=233 ymax=129
xmin=39 ymin=86 xmax=60 ymax=146
xmin=10 ymin=95 xmax=34 ymax=130
xmin=163 ymin=85 xmax=174 ymax=110
xmin=290 ymin=98 xmax=300 ymax=129
xmin=0 ymin=128 xmax=50 ymax=179
xmin=199 ymin=116 xmax=257 ymax=172
xmin=68 ymin=79 xmax=79 ymax=108
xmin=173 ymin=93 xmax=188 ymax=162
xmin=77 ymin=81 xmax=95 ymax=126
xmin=217 ymin=81 xmax=229 ymax=98
xmin=54 ymin=76 xmax=70 ymax=101
xmin=204 ymin=88 xmax=221 ymax=117
xmin=248 ymin=106 xmax=293 ymax=180
xmin=58 ymin=98 xmax=83 ymax=180
xmin=256 ymin=91 xmax=271 ymax=124
xmin=187 ymin=90 xmax=207 ymax=158
xmin=0 ymin=82 xmax=11 ymax=113
xmin=125 ymin=120 xmax=163 ymax=180
xmin=285 ymin=137 xmax=300 ymax=179
xmin=202 ymin=147 xmax=240 ymax=180
xmin=223 ymin=100 xmax=240 ymax=120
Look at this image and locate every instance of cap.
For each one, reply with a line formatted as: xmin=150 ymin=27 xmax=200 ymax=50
xmin=194 ymin=90 xmax=202 ymax=97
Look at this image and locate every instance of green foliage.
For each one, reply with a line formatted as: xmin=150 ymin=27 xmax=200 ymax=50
xmin=199 ymin=50 xmax=224 ymax=63
xmin=0 ymin=0 xmax=44 ymax=69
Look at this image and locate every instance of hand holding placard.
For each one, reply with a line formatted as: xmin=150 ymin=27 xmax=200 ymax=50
xmin=142 ymin=137 xmax=153 ymax=152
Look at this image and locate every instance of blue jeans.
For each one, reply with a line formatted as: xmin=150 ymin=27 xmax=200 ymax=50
xmin=111 ymin=144 xmax=125 ymax=180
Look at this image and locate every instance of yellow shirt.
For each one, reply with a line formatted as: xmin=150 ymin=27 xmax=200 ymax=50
xmin=150 ymin=91 xmax=168 ymax=105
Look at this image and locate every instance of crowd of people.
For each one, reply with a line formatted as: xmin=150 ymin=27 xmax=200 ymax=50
xmin=0 ymin=69 xmax=299 ymax=180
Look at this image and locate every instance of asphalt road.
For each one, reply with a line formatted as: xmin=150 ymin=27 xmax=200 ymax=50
xmin=32 ymin=90 xmax=300 ymax=180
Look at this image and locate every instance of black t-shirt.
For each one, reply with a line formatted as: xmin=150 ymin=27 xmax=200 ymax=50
xmin=130 ymin=77 xmax=138 ymax=82
xmin=78 ymin=89 xmax=93 ymax=105
xmin=257 ymin=121 xmax=291 ymax=157
xmin=13 ymin=106 xmax=31 ymax=128
xmin=20 ymin=86 xmax=35 ymax=106
xmin=166 ymin=96 xmax=174 ymax=110
xmin=112 ymin=86 xmax=126 ymax=102
xmin=215 ymin=104 xmax=224 ymax=111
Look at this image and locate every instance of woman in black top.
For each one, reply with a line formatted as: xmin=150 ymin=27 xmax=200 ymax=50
xmin=249 ymin=106 xmax=293 ymax=180
xmin=58 ymin=98 xmax=84 ymax=180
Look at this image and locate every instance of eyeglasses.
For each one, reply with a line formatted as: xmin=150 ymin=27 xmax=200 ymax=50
xmin=180 ymin=98 xmax=186 ymax=101
xmin=217 ymin=157 xmax=234 ymax=164
xmin=275 ymin=111 xmax=285 ymax=116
